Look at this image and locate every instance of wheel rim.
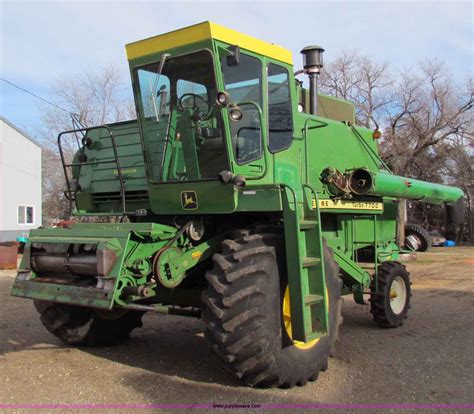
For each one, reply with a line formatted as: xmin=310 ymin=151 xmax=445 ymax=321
xmin=282 ymin=286 xmax=329 ymax=350
xmin=389 ymin=276 xmax=407 ymax=314
xmin=405 ymin=234 xmax=422 ymax=251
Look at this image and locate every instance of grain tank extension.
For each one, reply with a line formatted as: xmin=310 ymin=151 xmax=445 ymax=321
xmin=11 ymin=22 xmax=464 ymax=388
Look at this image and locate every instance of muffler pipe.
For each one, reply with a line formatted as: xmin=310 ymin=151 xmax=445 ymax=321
xmin=300 ymin=45 xmax=325 ymax=115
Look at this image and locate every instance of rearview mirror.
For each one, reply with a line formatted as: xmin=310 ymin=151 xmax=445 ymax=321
xmin=226 ymin=45 xmax=241 ymax=66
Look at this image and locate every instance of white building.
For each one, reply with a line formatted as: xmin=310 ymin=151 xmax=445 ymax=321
xmin=0 ymin=116 xmax=42 ymax=242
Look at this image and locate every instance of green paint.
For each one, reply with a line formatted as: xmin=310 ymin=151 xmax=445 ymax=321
xmin=156 ymin=234 xmax=225 ymax=288
xmin=371 ymin=172 xmax=464 ymax=204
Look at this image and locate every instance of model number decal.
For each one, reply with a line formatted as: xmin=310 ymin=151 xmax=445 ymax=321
xmin=314 ymin=199 xmax=383 ymax=211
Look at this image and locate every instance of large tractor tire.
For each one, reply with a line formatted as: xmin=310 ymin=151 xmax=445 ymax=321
xmin=201 ymin=224 xmax=342 ymax=388
xmin=34 ymin=301 xmax=144 ymax=346
xmin=370 ymin=261 xmax=411 ymax=328
xmin=405 ymin=223 xmax=431 ymax=252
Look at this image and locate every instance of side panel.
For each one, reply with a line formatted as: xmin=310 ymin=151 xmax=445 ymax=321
xmin=148 ymin=183 xmax=282 ymax=215
xmin=321 ymin=201 xmax=398 ymax=254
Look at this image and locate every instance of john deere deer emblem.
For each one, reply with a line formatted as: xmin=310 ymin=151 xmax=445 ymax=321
xmin=181 ymin=191 xmax=198 ymax=210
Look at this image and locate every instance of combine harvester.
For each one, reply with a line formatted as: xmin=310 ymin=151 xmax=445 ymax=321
xmin=11 ymin=22 xmax=464 ymax=388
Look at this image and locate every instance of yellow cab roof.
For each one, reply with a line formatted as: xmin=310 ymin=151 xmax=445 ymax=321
xmin=125 ymin=21 xmax=293 ymax=64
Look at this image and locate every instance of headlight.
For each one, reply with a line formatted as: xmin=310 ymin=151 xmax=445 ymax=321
xmin=216 ymin=91 xmax=231 ymax=106
xmin=229 ymin=106 xmax=243 ymax=121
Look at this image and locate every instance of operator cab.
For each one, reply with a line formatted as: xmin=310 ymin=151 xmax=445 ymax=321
xmin=127 ymin=21 xmax=294 ymax=185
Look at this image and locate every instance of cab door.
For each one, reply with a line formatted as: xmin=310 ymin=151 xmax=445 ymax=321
xmin=218 ymin=47 xmax=266 ymax=179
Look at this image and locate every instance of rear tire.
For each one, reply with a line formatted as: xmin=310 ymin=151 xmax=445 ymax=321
xmin=34 ymin=301 xmax=144 ymax=346
xmin=405 ymin=224 xmax=431 ymax=252
xmin=201 ymin=224 xmax=342 ymax=388
xmin=370 ymin=261 xmax=411 ymax=328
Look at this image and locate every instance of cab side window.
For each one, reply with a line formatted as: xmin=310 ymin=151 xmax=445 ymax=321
xmin=222 ymin=54 xmax=262 ymax=106
xmin=267 ymin=64 xmax=293 ymax=152
xmin=222 ymin=53 xmax=262 ymax=164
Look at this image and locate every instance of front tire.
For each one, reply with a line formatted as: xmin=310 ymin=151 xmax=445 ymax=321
xmin=370 ymin=261 xmax=411 ymax=328
xmin=201 ymin=225 xmax=342 ymax=388
xmin=34 ymin=301 xmax=144 ymax=346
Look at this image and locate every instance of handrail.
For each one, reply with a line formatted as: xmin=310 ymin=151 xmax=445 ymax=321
xmin=279 ymin=183 xmax=298 ymax=213
xmin=58 ymin=125 xmax=128 ymax=216
xmin=349 ymin=124 xmax=392 ymax=174
xmin=302 ymin=183 xmax=320 ymax=213
xmin=232 ymin=100 xmax=268 ymax=181
xmin=302 ymin=117 xmax=329 ymax=135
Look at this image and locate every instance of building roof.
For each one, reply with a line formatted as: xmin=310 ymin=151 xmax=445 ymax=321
xmin=125 ymin=21 xmax=293 ymax=64
xmin=0 ymin=116 xmax=41 ymax=148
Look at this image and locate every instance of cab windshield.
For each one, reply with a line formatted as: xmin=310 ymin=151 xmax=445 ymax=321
xmin=135 ymin=50 xmax=228 ymax=182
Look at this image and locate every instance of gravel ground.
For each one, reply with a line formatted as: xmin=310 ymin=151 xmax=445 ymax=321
xmin=0 ymin=247 xmax=473 ymax=409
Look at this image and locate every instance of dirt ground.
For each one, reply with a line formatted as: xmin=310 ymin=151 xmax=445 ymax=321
xmin=0 ymin=247 xmax=473 ymax=409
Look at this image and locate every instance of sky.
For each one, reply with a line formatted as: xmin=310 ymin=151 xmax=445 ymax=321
xmin=1 ymin=0 xmax=473 ymax=134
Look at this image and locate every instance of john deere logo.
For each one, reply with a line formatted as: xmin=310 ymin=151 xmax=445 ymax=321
xmin=181 ymin=191 xmax=198 ymax=210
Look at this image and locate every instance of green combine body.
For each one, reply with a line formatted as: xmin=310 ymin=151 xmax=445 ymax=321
xmin=11 ymin=22 xmax=464 ymax=388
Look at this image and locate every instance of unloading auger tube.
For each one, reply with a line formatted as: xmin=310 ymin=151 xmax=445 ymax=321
xmin=348 ymin=169 xmax=464 ymax=204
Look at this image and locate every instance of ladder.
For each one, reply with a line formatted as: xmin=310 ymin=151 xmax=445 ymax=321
xmin=282 ymin=184 xmax=328 ymax=342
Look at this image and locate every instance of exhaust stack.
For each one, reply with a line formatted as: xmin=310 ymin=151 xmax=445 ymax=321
xmin=300 ymin=45 xmax=324 ymax=115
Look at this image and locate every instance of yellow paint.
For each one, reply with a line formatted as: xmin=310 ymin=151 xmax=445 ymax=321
xmin=181 ymin=191 xmax=198 ymax=210
xmin=125 ymin=21 xmax=293 ymax=64
xmin=192 ymin=251 xmax=202 ymax=260
xmin=282 ymin=286 xmax=329 ymax=350
xmin=313 ymin=199 xmax=384 ymax=211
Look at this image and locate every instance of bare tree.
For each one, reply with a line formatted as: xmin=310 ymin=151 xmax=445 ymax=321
xmin=41 ymin=148 xmax=70 ymax=224
xmin=382 ymin=60 xmax=473 ymax=175
xmin=39 ymin=67 xmax=134 ymax=146
xmin=320 ymin=51 xmax=361 ymax=101
xmin=320 ymin=51 xmax=393 ymax=128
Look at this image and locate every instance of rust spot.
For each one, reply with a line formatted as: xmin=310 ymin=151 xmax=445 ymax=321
xmin=0 ymin=242 xmax=19 ymax=269
xmin=53 ymin=220 xmax=76 ymax=229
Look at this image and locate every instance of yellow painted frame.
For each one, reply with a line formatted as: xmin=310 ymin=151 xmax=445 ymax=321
xmin=125 ymin=21 xmax=293 ymax=64
xmin=314 ymin=199 xmax=384 ymax=211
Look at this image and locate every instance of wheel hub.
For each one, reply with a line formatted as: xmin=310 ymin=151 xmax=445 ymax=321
xmin=389 ymin=276 xmax=407 ymax=315
xmin=405 ymin=234 xmax=422 ymax=251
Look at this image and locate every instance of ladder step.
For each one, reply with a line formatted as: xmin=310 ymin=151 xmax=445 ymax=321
xmin=305 ymin=294 xmax=324 ymax=306
xmin=302 ymin=257 xmax=321 ymax=268
xmin=299 ymin=219 xmax=318 ymax=230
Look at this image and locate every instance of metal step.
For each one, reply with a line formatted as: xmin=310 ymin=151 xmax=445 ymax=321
xmin=299 ymin=219 xmax=318 ymax=230
xmin=302 ymin=257 xmax=321 ymax=268
xmin=305 ymin=294 xmax=324 ymax=306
